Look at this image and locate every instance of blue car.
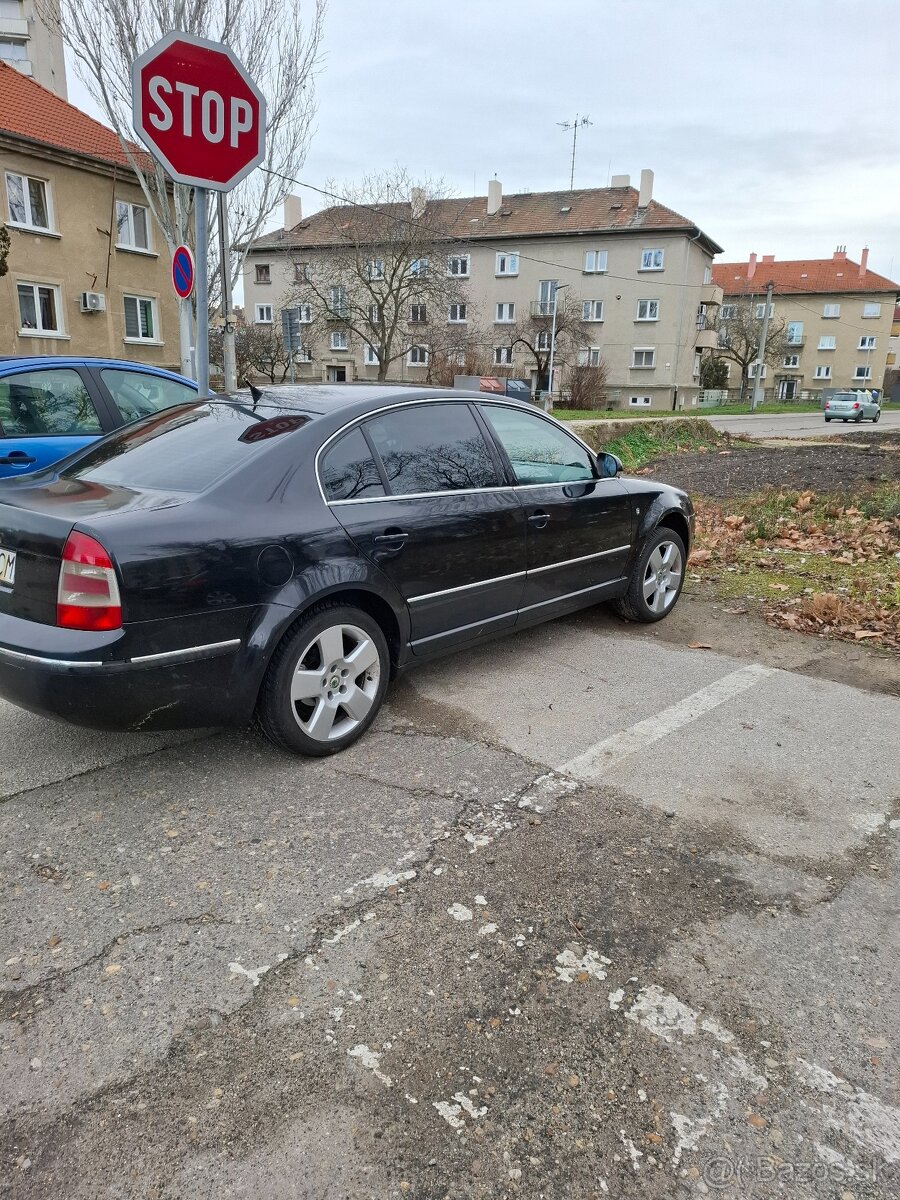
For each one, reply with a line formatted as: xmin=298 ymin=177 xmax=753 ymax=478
xmin=0 ymin=357 xmax=199 ymax=478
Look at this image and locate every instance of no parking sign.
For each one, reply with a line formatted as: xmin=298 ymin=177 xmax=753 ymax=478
xmin=172 ymin=245 xmax=195 ymax=300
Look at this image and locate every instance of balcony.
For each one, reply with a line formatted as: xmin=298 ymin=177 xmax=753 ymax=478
xmin=530 ymin=300 xmax=557 ymax=318
xmin=785 ymin=336 xmax=806 ymax=348
xmin=695 ymin=329 xmax=718 ymax=350
xmin=325 ymin=308 xmax=349 ymax=322
xmin=700 ymin=283 xmax=724 ymax=306
xmin=0 ymin=17 xmax=29 ymax=36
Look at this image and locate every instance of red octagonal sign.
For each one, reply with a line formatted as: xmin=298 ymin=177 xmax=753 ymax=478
xmin=132 ymin=32 xmax=266 ymax=192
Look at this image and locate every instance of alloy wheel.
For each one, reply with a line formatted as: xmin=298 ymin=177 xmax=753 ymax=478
xmin=289 ymin=623 xmax=381 ymax=742
xmin=642 ymin=540 xmax=683 ymax=613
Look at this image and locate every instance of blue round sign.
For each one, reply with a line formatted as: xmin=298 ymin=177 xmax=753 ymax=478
xmin=172 ymin=245 xmax=195 ymax=300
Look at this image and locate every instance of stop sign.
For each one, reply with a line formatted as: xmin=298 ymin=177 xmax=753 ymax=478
xmin=132 ymin=32 xmax=266 ymax=191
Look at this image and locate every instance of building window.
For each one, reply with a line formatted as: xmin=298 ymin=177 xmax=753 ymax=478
xmin=636 ymin=299 xmax=659 ymax=321
xmin=16 ymin=281 xmax=62 ymax=334
xmin=297 ymin=304 xmax=312 ymax=323
xmin=720 ymin=304 xmax=736 ymax=320
xmin=123 ymin=294 xmax=158 ymax=342
xmin=255 ymin=303 xmax=273 ymax=323
xmin=854 ymin=365 xmax=872 ymax=380
xmin=582 ymin=300 xmax=604 ymax=322
xmin=408 ymin=345 xmax=428 ymax=366
xmin=583 ymin=249 xmax=608 ymax=273
xmin=814 ymin=365 xmax=832 ymax=379
xmin=535 ymin=330 xmax=551 ymax=352
xmin=410 ymin=303 xmax=427 ymax=324
xmin=783 ymin=355 xmax=800 ymax=368
xmin=640 ymin=248 xmax=664 ymax=270
xmin=329 ymin=285 xmax=348 ymax=317
xmin=859 ymin=335 xmax=876 ymax=349
xmin=755 ymin=302 xmax=775 ymax=319
xmin=629 ymin=395 xmax=652 ymax=407
xmin=367 ymin=303 xmax=381 ymax=326
xmin=786 ymin=322 xmax=804 ymax=345
xmin=448 ymin=303 xmax=468 ymax=323
xmin=447 ymin=254 xmax=469 ymax=277
xmin=748 ymin=362 xmax=767 ymax=379
xmin=254 ymin=263 xmax=271 ymax=284
xmin=703 ymin=265 xmax=712 ymax=284
xmin=367 ymin=259 xmax=384 ymax=281
xmin=493 ymin=346 xmax=513 ymax=365
xmin=822 ymin=303 xmax=840 ymax=318
xmin=578 ymin=347 xmax=602 ymax=367
xmin=364 ymin=343 xmax=379 ymax=366
xmin=330 ymin=330 xmax=348 ymax=350
xmin=862 ymin=303 xmax=881 ymax=318
xmin=693 ymin=351 xmax=701 ymax=378
xmin=631 ymin=347 xmax=656 ymax=368
xmin=496 ymin=251 xmax=519 ymax=276
xmin=294 ymin=262 xmax=310 ymax=283
xmin=817 ymin=335 xmax=836 ymax=350
xmin=0 ymin=37 xmax=29 ymax=63
xmin=6 ymin=171 xmax=51 ymax=231
xmin=495 ymin=302 xmax=515 ymax=323
xmin=408 ymin=258 xmax=428 ymax=278
xmin=115 ymin=200 xmax=151 ymax=251
xmin=295 ymin=347 xmax=312 ymax=363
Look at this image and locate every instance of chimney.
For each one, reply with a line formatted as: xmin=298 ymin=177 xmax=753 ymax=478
xmin=410 ymin=187 xmax=426 ymax=219
xmin=761 ymin=254 xmax=775 ymax=264
xmin=487 ymin=177 xmax=502 ymax=216
xmin=833 ymin=245 xmax=847 ymax=262
xmin=283 ymin=194 xmax=302 ymax=230
xmin=610 ymin=173 xmax=630 ymax=188
xmin=859 ymin=247 xmax=869 ymax=278
xmin=638 ymin=168 xmax=654 ymax=208
xmin=747 ymin=252 xmax=757 ymax=281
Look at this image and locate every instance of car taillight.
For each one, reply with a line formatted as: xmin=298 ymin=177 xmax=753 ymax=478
xmin=825 ymin=402 xmax=830 ymax=408
xmin=853 ymin=402 xmax=860 ymax=409
xmin=57 ymin=531 xmax=122 ymax=631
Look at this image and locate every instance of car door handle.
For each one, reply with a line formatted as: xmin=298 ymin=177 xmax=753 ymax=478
xmin=528 ymin=511 xmax=550 ymax=529
xmin=374 ymin=530 xmax=409 ymax=544
xmin=0 ymin=452 xmax=36 ymax=465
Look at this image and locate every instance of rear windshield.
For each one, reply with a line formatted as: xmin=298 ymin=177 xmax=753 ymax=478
xmin=830 ymin=394 xmax=856 ymax=402
xmin=57 ymin=402 xmax=307 ymax=493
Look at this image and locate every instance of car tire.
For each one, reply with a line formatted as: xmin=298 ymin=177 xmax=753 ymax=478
xmin=256 ymin=602 xmax=390 ymax=756
xmin=843 ymin=419 xmax=849 ymax=423
xmin=616 ymin=527 xmax=687 ymax=624
xmin=824 ymin=417 xmax=831 ymax=423
xmin=873 ymin=410 xmax=881 ymax=423
xmin=855 ymin=412 xmax=864 ymax=423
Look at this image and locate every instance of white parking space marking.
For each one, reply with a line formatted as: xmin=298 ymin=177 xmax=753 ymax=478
xmin=558 ymin=663 xmax=775 ymax=780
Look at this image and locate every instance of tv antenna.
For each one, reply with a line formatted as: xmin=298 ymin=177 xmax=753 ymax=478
xmin=557 ymin=115 xmax=592 ymax=190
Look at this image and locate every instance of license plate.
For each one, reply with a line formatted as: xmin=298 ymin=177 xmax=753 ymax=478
xmin=0 ymin=546 xmax=16 ymax=587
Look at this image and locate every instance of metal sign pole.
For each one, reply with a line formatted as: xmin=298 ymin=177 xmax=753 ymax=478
xmin=194 ymin=187 xmax=210 ymax=395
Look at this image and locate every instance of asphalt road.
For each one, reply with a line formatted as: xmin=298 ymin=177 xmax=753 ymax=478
xmin=706 ymin=408 xmax=900 ymax=439
xmin=1 ymin=601 xmax=898 ymax=1199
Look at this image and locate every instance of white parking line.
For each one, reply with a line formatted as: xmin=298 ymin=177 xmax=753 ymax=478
xmin=558 ymin=663 xmax=776 ymax=780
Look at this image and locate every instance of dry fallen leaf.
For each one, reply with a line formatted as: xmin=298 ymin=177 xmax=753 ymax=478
xmin=104 ymin=964 xmax=122 ymax=975
xmin=97 ymin=881 xmax=110 ymax=892
xmin=854 ymin=630 xmax=883 ymax=640
xmin=769 ymin=583 xmax=791 ymax=592
xmin=688 ymin=641 xmax=713 ymax=650
xmin=747 ymin=1113 xmax=767 ymax=1130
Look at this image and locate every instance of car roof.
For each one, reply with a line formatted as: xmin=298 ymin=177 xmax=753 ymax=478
xmin=224 ymin=382 xmax=533 ymax=422
xmin=0 ymin=356 xmax=197 ymax=385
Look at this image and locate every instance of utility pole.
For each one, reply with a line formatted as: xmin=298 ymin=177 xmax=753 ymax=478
xmin=557 ymin=115 xmax=592 ymax=190
xmin=217 ymin=193 xmax=237 ymax=392
xmin=751 ymin=280 xmax=775 ymax=412
xmin=545 ymin=283 xmax=569 ymax=411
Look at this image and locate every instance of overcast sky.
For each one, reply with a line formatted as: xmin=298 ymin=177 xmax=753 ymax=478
xmin=69 ymin=0 xmax=899 ymax=279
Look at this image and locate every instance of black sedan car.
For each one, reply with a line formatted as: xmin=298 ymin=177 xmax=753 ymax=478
xmin=0 ymin=387 xmax=693 ymax=755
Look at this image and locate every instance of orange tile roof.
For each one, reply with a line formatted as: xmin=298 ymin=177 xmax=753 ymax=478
xmin=713 ymin=255 xmax=899 ymax=297
xmin=0 ymin=61 xmax=143 ymax=168
xmin=250 ymin=187 xmax=723 ymax=253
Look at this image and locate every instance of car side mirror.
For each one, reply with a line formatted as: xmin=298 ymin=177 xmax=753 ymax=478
xmin=597 ymin=451 xmax=623 ymax=478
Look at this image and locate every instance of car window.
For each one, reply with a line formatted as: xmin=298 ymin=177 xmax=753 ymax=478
xmin=100 ymin=368 xmax=196 ymax=423
xmin=365 ymin=403 xmax=500 ymax=496
xmin=0 ymin=368 xmax=102 ymax=436
xmin=321 ymin=427 xmax=386 ymax=501
xmin=480 ymin=405 xmax=595 ymax=485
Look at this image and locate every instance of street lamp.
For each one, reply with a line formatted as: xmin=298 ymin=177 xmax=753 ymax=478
xmin=546 ymin=283 xmax=569 ymax=411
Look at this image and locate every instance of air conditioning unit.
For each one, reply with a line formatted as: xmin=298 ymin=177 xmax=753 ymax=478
xmin=80 ymin=291 xmax=106 ymax=313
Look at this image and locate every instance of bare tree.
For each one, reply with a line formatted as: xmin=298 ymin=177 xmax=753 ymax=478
xmin=705 ymin=301 xmax=790 ymax=400
xmin=500 ymin=293 xmax=589 ymax=395
xmin=564 ymin=361 xmax=609 ymax=410
xmin=0 ymin=224 xmax=9 ymax=278
xmin=43 ymin=0 xmax=326 ymax=374
xmin=289 ymin=170 xmax=467 ymax=382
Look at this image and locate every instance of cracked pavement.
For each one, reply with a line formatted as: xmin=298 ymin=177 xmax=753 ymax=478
xmin=0 ymin=601 xmax=898 ymax=1198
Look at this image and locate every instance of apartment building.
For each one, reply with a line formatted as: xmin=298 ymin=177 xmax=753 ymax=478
xmin=0 ymin=63 xmax=179 ymax=367
xmin=0 ymin=0 xmax=66 ymax=97
xmin=242 ymin=172 xmax=723 ymax=410
xmin=712 ymin=250 xmax=899 ymax=399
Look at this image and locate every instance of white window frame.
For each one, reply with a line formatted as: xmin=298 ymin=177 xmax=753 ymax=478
xmin=748 ymin=362 xmax=767 ymax=380
xmin=254 ymin=263 xmax=271 ymax=284
xmin=785 ymin=322 xmax=804 ymax=345
xmin=583 ymin=249 xmax=608 ymax=274
xmin=407 ymin=344 xmax=428 ymax=366
xmin=16 ymin=281 xmax=65 ymax=336
xmin=631 ymin=347 xmax=656 ymax=369
xmin=814 ymin=365 xmax=832 ymax=380
xmin=782 ymin=354 xmax=800 ymax=368
xmin=495 ymin=251 xmax=519 ymax=276
xmin=858 ymin=335 xmax=876 ymax=349
xmin=296 ymin=304 xmax=312 ymax=324
xmin=367 ymin=303 xmax=381 ymax=326
xmin=115 ymin=200 xmax=152 ymax=253
xmin=755 ymin=302 xmax=775 ymax=319
xmin=535 ymin=330 xmax=551 ymax=352
xmin=862 ymin=303 xmax=881 ymax=318
xmin=493 ymin=346 xmax=513 ymax=366
xmin=629 ymin=395 xmax=652 ymax=407
xmin=294 ymin=262 xmax=310 ymax=283
xmin=817 ymin=335 xmax=837 ymax=350
xmin=703 ymin=265 xmax=712 ymax=284
xmin=853 ymin=365 xmax=872 ymax=380
xmin=448 ymin=303 xmax=468 ymax=324
xmin=495 ymin=302 xmax=515 ymax=323
xmin=5 ymin=171 xmax=53 ymax=233
xmin=123 ymin=294 xmax=160 ymax=344
xmin=636 ymin=299 xmax=660 ymax=322
xmin=409 ymin=303 xmax=427 ymax=324
xmin=408 ymin=258 xmax=429 ymax=278
xmin=447 ymin=254 xmax=470 ymax=278
xmin=366 ymin=259 xmax=384 ymax=281
xmin=720 ymin=304 xmax=736 ymax=320
xmin=577 ymin=347 xmax=603 ymax=367
xmin=254 ymin=303 xmax=273 ymax=324
xmin=640 ymin=248 xmax=664 ymax=271
xmin=330 ymin=330 xmax=348 ymax=351
xmin=693 ymin=351 xmax=702 ymax=379
xmin=363 ymin=343 xmax=379 ymax=366
xmin=822 ymin=303 xmax=840 ymax=318
xmin=582 ymin=300 xmax=604 ymax=322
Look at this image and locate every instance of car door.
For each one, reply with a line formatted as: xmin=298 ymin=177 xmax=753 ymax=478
xmin=478 ymin=403 xmax=633 ymax=614
xmin=91 ymin=366 xmax=199 ymax=427
xmin=0 ymin=366 xmax=108 ymax=478
xmin=321 ymin=401 xmax=526 ymax=654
